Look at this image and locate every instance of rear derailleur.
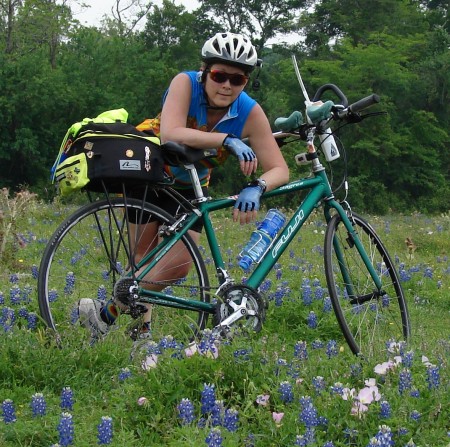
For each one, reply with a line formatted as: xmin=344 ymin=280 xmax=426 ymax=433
xmin=113 ymin=278 xmax=147 ymax=319
xmin=213 ymin=284 xmax=267 ymax=337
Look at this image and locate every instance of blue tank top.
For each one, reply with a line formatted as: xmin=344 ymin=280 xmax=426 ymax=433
xmin=165 ymin=71 xmax=257 ymax=187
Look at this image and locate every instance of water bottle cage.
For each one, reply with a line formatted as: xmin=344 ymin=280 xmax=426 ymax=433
xmin=238 ymin=232 xmax=273 ymax=264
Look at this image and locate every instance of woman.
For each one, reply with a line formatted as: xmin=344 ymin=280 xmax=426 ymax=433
xmin=78 ymin=32 xmax=289 ymax=340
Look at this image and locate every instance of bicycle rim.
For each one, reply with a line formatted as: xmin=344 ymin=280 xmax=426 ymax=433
xmin=324 ymin=212 xmax=410 ymax=357
xmin=38 ymin=197 xmax=210 ymax=346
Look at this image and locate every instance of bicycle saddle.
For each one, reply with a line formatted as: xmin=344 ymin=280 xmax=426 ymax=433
xmin=160 ymin=141 xmax=218 ymax=166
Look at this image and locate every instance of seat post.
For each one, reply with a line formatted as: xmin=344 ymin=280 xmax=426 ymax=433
xmin=184 ymin=164 xmax=208 ymax=203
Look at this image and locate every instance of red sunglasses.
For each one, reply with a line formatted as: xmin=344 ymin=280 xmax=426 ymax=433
xmin=207 ymin=69 xmax=249 ymax=86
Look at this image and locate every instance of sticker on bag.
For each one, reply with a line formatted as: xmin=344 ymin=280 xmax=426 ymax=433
xmin=55 ymin=153 xmax=89 ymax=196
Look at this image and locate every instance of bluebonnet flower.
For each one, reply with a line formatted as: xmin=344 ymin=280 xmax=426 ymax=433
xmin=18 ymin=306 xmax=28 ymax=318
xmin=0 ymin=291 xmax=4 ymax=305
xmin=307 ymin=311 xmax=317 ymax=329
xmin=410 ymin=410 xmax=421 ymax=421
xmin=311 ymin=339 xmax=324 ymax=349
xmin=312 ymin=376 xmax=326 ymax=394
xmin=323 ymin=297 xmax=332 ymax=313
xmin=329 ymin=382 xmax=344 ymax=396
xmin=426 ymin=365 xmax=440 ymax=390
xmin=198 ymin=329 xmax=219 ymax=358
xmin=399 ymin=369 xmax=412 ymax=395
xmin=401 ymin=350 xmax=414 ymax=368
xmin=223 ymin=408 xmax=239 ymax=432
xmin=31 ymin=393 xmax=47 ymax=417
xmin=1 ymin=307 xmax=16 ymax=332
xmin=205 ymin=427 xmax=223 ymax=447
xmin=294 ymin=341 xmax=308 ymax=360
xmin=57 ymin=412 xmax=74 ymax=446
xmin=314 ymin=286 xmax=325 ymax=300
xmin=301 ymin=283 xmax=313 ymax=306
xmin=31 ymin=264 xmax=39 ymax=279
xmin=49 ymin=289 xmax=58 ymax=302
xmin=380 ymin=400 xmax=391 ymax=418
xmin=27 ymin=312 xmax=38 ymax=330
xmin=177 ymin=398 xmax=195 ymax=425
xmin=60 ymin=387 xmax=74 ymax=411
xmin=367 ymin=425 xmax=394 ymax=446
xmin=233 ymin=348 xmax=250 ymax=362
xmin=2 ymin=399 xmax=17 ymax=423
xmin=423 ymin=267 xmax=433 ymax=278
xmin=326 ymin=340 xmax=338 ymax=359
xmin=10 ymin=286 xmax=21 ymax=305
xmin=64 ymin=272 xmax=75 ymax=295
xmin=323 ymin=443 xmax=335 ymax=447
xmin=211 ymin=400 xmax=224 ymax=426
xmin=97 ymin=416 xmax=113 ymax=445
xmin=244 ymin=433 xmax=255 ymax=447
xmin=299 ymin=396 xmax=319 ymax=428
xmin=278 ymin=381 xmax=294 ymax=404
xmin=9 ymin=273 xmax=19 ymax=284
xmin=276 ymin=268 xmax=282 ymax=280
xmin=410 ymin=388 xmax=420 ymax=398
xmin=118 ymin=368 xmax=132 ymax=381
xmin=97 ymin=285 xmax=107 ymax=301
xmin=201 ymin=384 xmax=216 ymax=415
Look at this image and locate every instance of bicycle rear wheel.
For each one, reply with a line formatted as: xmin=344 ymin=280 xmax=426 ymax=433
xmin=38 ymin=196 xmax=210 ymax=346
xmin=324 ymin=212 xmax=410 ymax=357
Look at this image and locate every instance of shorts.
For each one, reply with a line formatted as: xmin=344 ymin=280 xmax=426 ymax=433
xmin=127 ymin=186 xmax=208 ymax=233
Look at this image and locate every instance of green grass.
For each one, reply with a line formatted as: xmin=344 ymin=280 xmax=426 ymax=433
xmin=0 ymin=195 xmax=449 ymax=446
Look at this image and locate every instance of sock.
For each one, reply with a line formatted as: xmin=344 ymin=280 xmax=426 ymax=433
xmin=100 ymin=299 xmax=118 ymax=325
xmin=141 ymin=322 xmax=151 ymax=333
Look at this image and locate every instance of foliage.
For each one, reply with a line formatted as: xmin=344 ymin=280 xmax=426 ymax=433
xmin=0 ymin=196 xmax=449 ymax=445
xmin=0 ymin=0 xmax=448 ymax=214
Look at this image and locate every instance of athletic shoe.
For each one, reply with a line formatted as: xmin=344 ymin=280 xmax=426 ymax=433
xmin=78 ymin=298 xmax=109 ymax=340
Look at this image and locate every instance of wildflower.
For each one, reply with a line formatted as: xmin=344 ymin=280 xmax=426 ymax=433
xmin=9 ymin=273 xmax=19 ymax=284
xmin=198 ymin=329 xmax=219 ymax=359
xmin=326 ymin=340 xmax=338 ymax=358
xmin=118 ymin=367 xmax=132 ymax=381
xmin=294 ymin=341 xmax=308 ymax=360
xmin=31 ymin=393 xmax=47 ymax=417
xmin=380 ymin=401 xmax=391 ymax=418
xmin=426 ymin=365 xmax=440 ymax=390
xmin=410 ymin=388 xmax=420 ymax=398
xmin=31 ymin=264 xmax=39 ymax=279
xmin=64 ymin=272 xmax=75 ymax=295
xmin=312 ymin=376 xmax=326 ymax=394
xmin=401 ymin=350 xmax=414 ymax=368
xmin=278 ymin=381 xmax=294 ymax=404
xmin=2 ymin=399 xmax=16 ymax=423
xmin=399 ymin=369 xmax=412 ymax=395
xmin=223 ymin=408 xmax=239 ymax=432
xmin=323 ymin=297 xmax=332 ymax=312
xmin=272 ymin=412 xmax=284 ymax=424
xmin=201 ymin=384 xmax=216 ymax=414
xmin=410 ymin=410 xmax=421 ymax=421
xmin=299 ymin=396 xmax=320 ymax=429
xmin=211 ymin=400 xmax=224 ymax=426
xmin=302 ymin=283 xmax=313 ymax=305
xmin=24 ymin=311 xmax=37 ymax=329
xmin=10 ymin=286 xmax=21 ymax=305
xmin=0 ymin=292 xmax=4 ymax=305
xmin=205 ymin=427 xmax=223 ymax=447
xmin=307 ymin=311 xmax=317 ymax=329
xmin=137 ymin=397 xmax=148 ymax=406
xmin=323 ymin=443 xmax=335 ymax=447
xmin=177 ymin=398 xmax=195 ymax=425
xmin=97 ymin=416 xmax=113 ymax=445
xmin=57 ymin=412 xmax=74 ymax=446
xmin=329 ymin=382 xmax=344 ymax=396
xmin=256 ymin=394 xmax=270 ymax=406
xmin=374 ymin=360 xmax=396 ymax=375
xmin=367 ymin=425 xmax=394 ymax=447
xmin=0 ymin=307 xmax=15 ymax=332
xmin=97 ymin=285 xmax=107 ymax=301
xmin=60 ymin=387 xmax=74 ymax=411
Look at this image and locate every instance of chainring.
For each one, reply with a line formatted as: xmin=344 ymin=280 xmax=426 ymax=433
xmin=214 ymin=284 xmax=266 ymax=334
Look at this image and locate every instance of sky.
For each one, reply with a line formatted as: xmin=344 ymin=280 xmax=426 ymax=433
xmin=74 ymin=0 xmax=200 ymax=27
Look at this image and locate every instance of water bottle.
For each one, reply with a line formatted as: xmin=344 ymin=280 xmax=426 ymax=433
xmin=239 ymin=209 xmax=286 ymax=271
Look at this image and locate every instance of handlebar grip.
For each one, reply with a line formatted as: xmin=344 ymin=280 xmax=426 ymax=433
xmin=274 ymin=111 xmax=304 ymax=131
xmin=348 ymin=94 xmax=380 ymax=113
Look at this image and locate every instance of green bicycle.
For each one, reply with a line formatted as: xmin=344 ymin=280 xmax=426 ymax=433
xmin=38 ymin=67 xmax=410 ymax=358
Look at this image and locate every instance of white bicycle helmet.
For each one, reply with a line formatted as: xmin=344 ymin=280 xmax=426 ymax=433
xmin=201 ymin=32 xmax=258 ymax=71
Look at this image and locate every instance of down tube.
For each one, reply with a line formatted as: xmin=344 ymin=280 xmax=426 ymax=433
xmin=246 ymin=184 xmax=326 ymax=289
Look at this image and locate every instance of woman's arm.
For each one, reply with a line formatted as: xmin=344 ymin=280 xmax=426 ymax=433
xmin=159 ymin=73 xmax=227 ymax=149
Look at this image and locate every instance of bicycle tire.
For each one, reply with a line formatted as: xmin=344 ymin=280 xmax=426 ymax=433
xmin=38 ymin=197 xmax=210 ymax=346
xmin=324 ymin=212 xmax=410 ymax=357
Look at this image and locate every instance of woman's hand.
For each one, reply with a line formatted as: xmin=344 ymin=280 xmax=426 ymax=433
xmin=233 ymin=183 xmax=264 ymax=224
xmin=223 ymin=135 xmax=258 ymax=176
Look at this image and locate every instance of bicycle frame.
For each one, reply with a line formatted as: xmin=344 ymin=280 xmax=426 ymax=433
xmin=126 ymin=158 xmax=383 ymax=315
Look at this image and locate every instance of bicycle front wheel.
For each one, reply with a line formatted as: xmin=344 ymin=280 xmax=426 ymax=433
xmin=38 ymin=197 xmax=210 ymax=346
xmin=324 ymin=212 xmax=410 ymax=357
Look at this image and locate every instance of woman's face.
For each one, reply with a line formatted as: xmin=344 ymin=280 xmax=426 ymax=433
xmin=203 ymin=63 xmax=248 ymax=109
